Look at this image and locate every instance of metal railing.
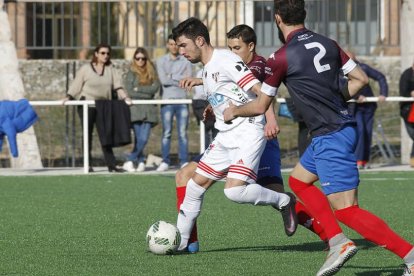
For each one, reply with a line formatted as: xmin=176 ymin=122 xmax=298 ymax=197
xmin=28 ymin=97 xmax=414 ymax=174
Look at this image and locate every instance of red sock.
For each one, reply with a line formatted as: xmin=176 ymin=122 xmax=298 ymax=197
xmin=295 ymin=201 xmax=327 ymax=241
xmin=289 ymin=176 xmax=342 ymax=240
xmin=176 ymin=186 xmax=198 ymax=243
xmin=335 ymin=205 xmax=413 ymax=258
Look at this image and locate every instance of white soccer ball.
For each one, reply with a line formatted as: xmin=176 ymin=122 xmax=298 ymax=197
xmin=146 ymin=221 xmax=181 ymax=255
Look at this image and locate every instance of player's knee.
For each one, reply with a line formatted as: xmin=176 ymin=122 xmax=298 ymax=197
xmin=224 ymin=186 xmax=246 ymax=203
xmin=175 ymin=162 xmax=195 ymax=187
xmin=288 ymin=176 xmax=310 ymax=194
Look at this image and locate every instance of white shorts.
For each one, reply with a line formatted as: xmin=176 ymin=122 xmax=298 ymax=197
xmin=196 ymin=121 xmax=266 ymax=184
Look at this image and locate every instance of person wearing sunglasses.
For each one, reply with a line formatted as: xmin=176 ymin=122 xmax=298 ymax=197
xmin=63 ymin=43 xmax=131 ymax=173
xmin=122 ymin=47 xmax=160 ymax=172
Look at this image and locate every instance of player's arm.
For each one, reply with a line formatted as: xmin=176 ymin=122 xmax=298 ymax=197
xmin=179 ymin=77 xmax=203 ymax=92
xmin=264 ymin=100 xmax=280 ymax=139
xmin=223 ymin=83 xmax=273 ymax=122
xmin=346 ymin=65 xmax=368 ymax=99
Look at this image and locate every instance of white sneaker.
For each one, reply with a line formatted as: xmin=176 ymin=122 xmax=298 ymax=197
xmin=317 ymin=239 xmax=358 ymax=276
xmin=136 ymin=162 xmax=145 ymax=172
xmin=122 ymin=161 xmax=135 ymax=172
xmin=156 ymin=162 xmax=169 ymax=172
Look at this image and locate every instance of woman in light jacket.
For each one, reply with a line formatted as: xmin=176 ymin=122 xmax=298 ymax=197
xmin=63 ymin=43 xmax=130 ymax=173
xmin=123 ymin=47 xmax=160 ymax=172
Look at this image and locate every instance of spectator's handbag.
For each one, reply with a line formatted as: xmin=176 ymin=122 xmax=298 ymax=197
xmin=408 ymin=103 xmax=414 ymax=123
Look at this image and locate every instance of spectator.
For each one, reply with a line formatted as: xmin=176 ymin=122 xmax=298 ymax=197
xmin=122 ymin=47 xmax=160 ymax=172
xmin=191 ymin=68 xmax=218 ymax=149
xmin=156 ymin=34 xmax=193 ymax=171
xmin=346 ymin=51 xmax=388 ymax=169
xmin=63 ymin=43 xmax=131 ymax=173
xmin=399 ymin=60 xmax=414 ymax=168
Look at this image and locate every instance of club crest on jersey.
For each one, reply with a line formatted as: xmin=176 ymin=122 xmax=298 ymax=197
xmin=211 ymin=72 xmax=219 ymax=83
xmin=205 ymin=143 xmax=215 ymax=154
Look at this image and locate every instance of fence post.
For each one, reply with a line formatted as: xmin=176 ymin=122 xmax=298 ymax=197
xmin=83 ymin=102 xmax=89 ymax=174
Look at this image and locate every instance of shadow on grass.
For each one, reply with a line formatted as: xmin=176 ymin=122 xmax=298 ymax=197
xmin=351 ymin=265 xmax=402 ymax=275
xmin=204 ymin=238 xmax=377 ymax=253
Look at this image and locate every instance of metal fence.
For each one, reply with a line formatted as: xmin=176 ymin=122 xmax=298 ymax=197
xmin=4 ymin=0 xmax=401 ymax=59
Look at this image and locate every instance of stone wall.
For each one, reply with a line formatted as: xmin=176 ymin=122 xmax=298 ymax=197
xmin=0 ymin=57 xmax=405 ymax=168
xmin=19 ymin=57 xmax=403 ymax=100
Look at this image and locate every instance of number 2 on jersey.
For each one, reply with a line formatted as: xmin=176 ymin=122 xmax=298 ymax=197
xmin=304 ymin=42 xmax=331 ymax=73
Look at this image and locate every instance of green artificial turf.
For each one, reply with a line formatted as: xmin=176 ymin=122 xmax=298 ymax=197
xmin=0 ymin=172 xmax=413 ymax=275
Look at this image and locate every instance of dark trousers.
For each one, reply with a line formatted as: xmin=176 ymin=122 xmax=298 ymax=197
xmin=404 ymin=120 xmax=414 ymax=158
xmin=77 ymin=106 xmax=117 ymax=167
xmin=354 ymin=107 xmax=375 ymax=162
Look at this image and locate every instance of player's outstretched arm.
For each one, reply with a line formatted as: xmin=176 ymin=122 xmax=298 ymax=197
xmin=223 ymin=83 xmax=273 ymax=122
xmin=179 ymin=77 xmax=203 ymax=92
xmin=346 ymin=65 xmax=369 ymax=99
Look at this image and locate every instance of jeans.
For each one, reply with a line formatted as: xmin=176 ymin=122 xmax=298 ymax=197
xmin=160 ymin=104 xmax=189 ymax=165
xmin=127 ymin=122 xmax=152 ymax=164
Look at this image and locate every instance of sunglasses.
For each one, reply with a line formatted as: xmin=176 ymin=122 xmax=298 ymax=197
xmin=99 ymin=52 xmax=110 ymax=56
xmin=135 ymin=57 xmax=147 ymax=61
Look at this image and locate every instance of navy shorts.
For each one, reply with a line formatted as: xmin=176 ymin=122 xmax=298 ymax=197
xmin=300 ymin=125 xmax=360 ymax=195
xmin=257 ymin=139 xmax=283 ymax=185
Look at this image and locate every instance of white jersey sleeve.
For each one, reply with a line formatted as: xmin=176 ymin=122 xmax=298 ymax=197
xmin=203 ymin=49 xmax=264 ymax=131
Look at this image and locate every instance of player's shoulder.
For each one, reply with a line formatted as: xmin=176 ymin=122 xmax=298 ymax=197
xmin=214 ymin=48 xmax=241 ymax=61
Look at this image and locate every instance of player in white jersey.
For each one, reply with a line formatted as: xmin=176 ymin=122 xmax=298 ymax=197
xmin=172 ymin=17 xmax=297 ymax=251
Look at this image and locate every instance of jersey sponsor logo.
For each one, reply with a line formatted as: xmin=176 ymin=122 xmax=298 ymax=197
xmin=207 ymin=93 xmax=225 ymax=108
xmin=297 ymin=33 xmax=313 ymax=41
xmin=265 ymin=66 xmax=273 ymax=76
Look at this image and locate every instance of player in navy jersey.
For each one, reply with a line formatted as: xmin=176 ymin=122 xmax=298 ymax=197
xmin=172 ymin=17 xmax=298 ymax=253
xmin=174 ymin=24 xmax=327 ymax=253
xmin=223 ymin=1 xmax=414 ymax=276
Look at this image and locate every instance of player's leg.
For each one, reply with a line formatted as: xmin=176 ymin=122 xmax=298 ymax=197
xmin=175 ymin=159 xmax=200 ymax=253
xmin=329 ymin=187 xmax=414 ymax=272
xmin=257 ymin=139 xmax=326 ymax=239
xmin=290 ymin=130 xmax=358 ymax=276
xmin=176 ymin=172 xmax=214 ymax=251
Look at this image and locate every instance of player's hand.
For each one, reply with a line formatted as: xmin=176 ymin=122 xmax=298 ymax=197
xmin=264 ymin=119 xmax=280 ymax=140
xmin=179 ymin=77 xmax=203 ymax=92
xmin=223 ymin=102 xmax=236 ymax=123
xmin=378 ymin=95 xmax=386 ymax=103
xmin=357 ymin=95 xmax=366 ymax=103
xmin=202 ymin=104 xmax=215 ymax=122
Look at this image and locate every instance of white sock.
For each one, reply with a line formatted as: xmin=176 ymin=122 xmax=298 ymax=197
xmin=176 ymin=179 xmax=206 ymax=250
xmin=223 ymin=184 xmax=290 ymax=209
xmin=404 ymin=247 xmax=414 ymax=265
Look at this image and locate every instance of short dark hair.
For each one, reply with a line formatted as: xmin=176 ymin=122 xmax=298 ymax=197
xmin=274 ymin=0 xmax=306 ymax=25
xmin=226 ymin=24 xmax=257 ymax=46
xmin=172 ymin=17 xmax=210 ymax=45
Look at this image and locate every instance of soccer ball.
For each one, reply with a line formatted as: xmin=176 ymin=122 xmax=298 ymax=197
xmin=146 ymin=221 xmax=181 ymax=255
